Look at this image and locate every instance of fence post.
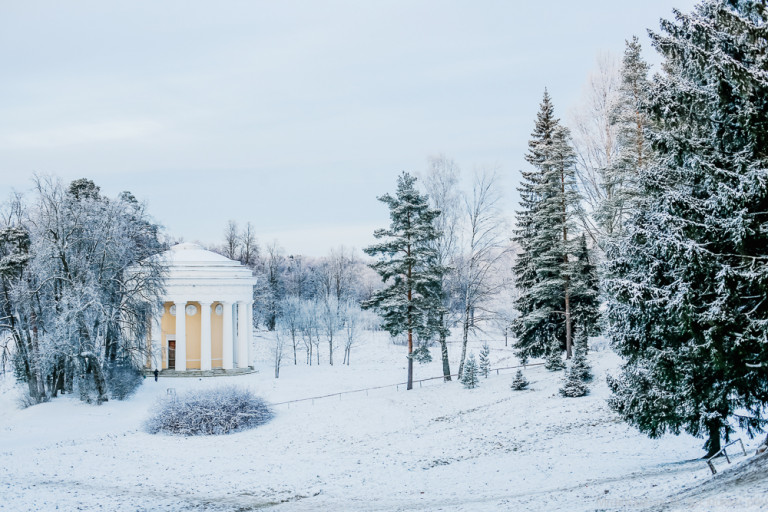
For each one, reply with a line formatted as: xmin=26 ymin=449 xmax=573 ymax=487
xmin=739 ymin=438 xmax=746 ymax=456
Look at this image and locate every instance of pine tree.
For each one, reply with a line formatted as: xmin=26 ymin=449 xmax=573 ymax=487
xmin=606 ymin=1 xmax=768 ymax=457
xmin=513 ymin=91 xmax=583 ymax=361
xmin=560 ymin=362 xmax=589 ymax=397
xmin=511 ymin=369 xmax=529 ymax=391
xmin=364 ymin=172 xmax=446 ymax=391
xmin=461 ymin=353 xmax=479 ymax=389
xmin=478 ymin=342 xmax=491 ymax=378
xmin=544 ymin=336 xmax=565 ymax=371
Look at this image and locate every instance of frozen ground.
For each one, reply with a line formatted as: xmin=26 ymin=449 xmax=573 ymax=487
xmin=1 ymin=332 xmax=765 ymax=511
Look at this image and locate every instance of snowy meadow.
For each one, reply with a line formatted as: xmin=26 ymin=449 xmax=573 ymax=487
xmin=2 ymin=331 xmax=764 ymax=511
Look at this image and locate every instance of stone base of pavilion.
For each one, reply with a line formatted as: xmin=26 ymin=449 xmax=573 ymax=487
xmin=143 ymin=367 xmax=256 ymax=378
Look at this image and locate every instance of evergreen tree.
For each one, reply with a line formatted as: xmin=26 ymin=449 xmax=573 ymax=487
xmin=478 ymin=342 xmax=491 ymax=378
xmin=570 ymin=327 xmax=592 ymax=382
xmin=560 ymin=362 xmax=589 ymax=397
xmin=511 ymin=369 xmax=529 ymax=390
xmin=570 ymin=234 xmax=601 ymax=337
xmin=606 ymin=1 xmax=768 ymax=457
xmin=513 ymin=91 xmax=583 ymax=361
xmin=544 ymin=336 xmax=566 ymax=372
xmin=461 ymin=353 xmax=479 ymax=389
xmin=596 ymin=36 xmax=652 ymax=239
xmin=364 ymin=172 xmax=446 ymax=391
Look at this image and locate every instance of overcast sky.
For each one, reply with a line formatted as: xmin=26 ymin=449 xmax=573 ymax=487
xmin=0 ymin=1 xmax=698 ymax=257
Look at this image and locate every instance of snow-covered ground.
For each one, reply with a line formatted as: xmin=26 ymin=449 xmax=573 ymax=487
xmin=1 ymin=332 xmax=765 ymax=511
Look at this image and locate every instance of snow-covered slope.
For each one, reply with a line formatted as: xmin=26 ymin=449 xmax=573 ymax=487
xmin=0 ymin=333 xmax=764 ymax=511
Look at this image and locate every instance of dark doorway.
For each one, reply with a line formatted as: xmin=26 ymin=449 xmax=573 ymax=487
xmin=168 ymin=340 xmax=176 ymax=370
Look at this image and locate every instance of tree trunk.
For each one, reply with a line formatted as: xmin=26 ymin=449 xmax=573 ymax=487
xmin=329 ymin=337 xmax=333 ymax=366
xmin=90 ymin=358 xmax=109 ymax=405
xmin=457 ymin=301 xmax=470 ymax=379
xmin=407 ymin=328 xmax=413 ymax=390
xmin=439 ymin=329 xmax=451 ymax=382
xmin=704 ymin=422 xmax=722 ymax=459
xmin=564 ymin=284 xmax=572 ymax=359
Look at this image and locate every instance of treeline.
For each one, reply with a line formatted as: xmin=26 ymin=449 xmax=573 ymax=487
xmin=0 ymin=177 xmax=165 ymax=404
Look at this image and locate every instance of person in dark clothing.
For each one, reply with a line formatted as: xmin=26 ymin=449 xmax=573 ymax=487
xmin=154 ymin=369 xmax=159 ymax=382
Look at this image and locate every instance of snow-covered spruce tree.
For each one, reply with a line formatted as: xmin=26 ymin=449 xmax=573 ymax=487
xmin=364 ymin=172 xmax=446 ymax=391
xmin=570 ymin=327 xmax=592 ymax=382
xmin=513 ymin=91 xmax=583 ymax=361
xmin=570 ymin=234 xmax=601 ymax=337
xmin=461 ymin=353 xmax=479 ymax=389
xmin=596 ymin=36 xmax=652 ymax=240
xmin=478 ymin=342 xmax=491 ymax=378
xmin=511 ymin=369 xmax=529 ymax=390
xmin=544 ymin=336 xmax=566 ymax=372
xmin=560 ymin=362 xmax=589 ymax=397
xmin=606 ymin=1 xmax=768 ymax=457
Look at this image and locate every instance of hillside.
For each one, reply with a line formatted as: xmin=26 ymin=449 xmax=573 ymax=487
xmin=0 ymin=332 xmax=765 ymax=511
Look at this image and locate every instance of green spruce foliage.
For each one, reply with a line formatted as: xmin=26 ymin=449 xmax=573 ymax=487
xmin=544 ymin=336 xmax=566 ymax=372
xmin=478 ymin=342 xmax=491 ymax=378
xmin=512 ymin=91 xmax=585 ymax=361
xmin=570 ymin=328 xmax=592 ymax=382
xmin=461 ymin=353 xmax=479 ymax=389
xmin=597 ymin=36 xmax=652 ymax=238
xmin=560 ymin=362 xmax=589 ymax=398
xmin=364 ymin=172 xmax=446 ymax=391
xmin=511 ymin=369 xmax=529 ymax=391
xmin=606 ymin=1 xmax=768 ymax=457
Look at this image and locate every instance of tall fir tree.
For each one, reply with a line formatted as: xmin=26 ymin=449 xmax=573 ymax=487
xmin=364 ymin=172 xmax=446 ymax=391
xmin=596 ymin=36 xmax=652 ymax=239
xmin=570 ymin=234 xmax=601 ymax=337
xmin=606 ymin=0 xmax=768 ymax=457
xmin=513 ymin=91 xmax=583 ymax=361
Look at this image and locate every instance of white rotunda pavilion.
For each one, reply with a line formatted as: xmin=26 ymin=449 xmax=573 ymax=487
xmin=148 ymin=243 xmax=257 ymax=373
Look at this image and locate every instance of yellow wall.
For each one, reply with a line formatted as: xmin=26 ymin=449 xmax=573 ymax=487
xmin=211 ymin=302 xmax=223 ymax=368
xmin=186 ymin=302 xmax=202 ymax=370
xmin=160 ymin=302 xmax=176 ymax=370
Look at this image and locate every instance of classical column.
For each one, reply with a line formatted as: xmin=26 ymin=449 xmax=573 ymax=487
xmin=237 ymin=301 xmax=250 ymax=368
xmin=222 ymin=301 xmax=234 ymax=370
xmin=174 ymin=300 xmax=187 ymax=371
xmin=151 ymin=313 xmax=162 ymax=371
xmin=200 ymin=301 xmax=212 ymax=371
xmin=246 ymin=300 xmax=254 ymax=368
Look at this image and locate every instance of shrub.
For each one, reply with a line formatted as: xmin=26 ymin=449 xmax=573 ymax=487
xmin=510 ymin=369 xmax=529 ymax=390
xmin=462 ymin=353 xmax=479 ymax=389
xmin=106 ymin=359 xmax=144 ymax=400
xmin=559 ymin=363 xmax=589 ymax=397
xmin=145 ymin=386 xmax=273 ymax=436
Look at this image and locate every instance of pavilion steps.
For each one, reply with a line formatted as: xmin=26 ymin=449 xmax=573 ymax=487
xmin=143 ymin=367 xmax=256 ymax=378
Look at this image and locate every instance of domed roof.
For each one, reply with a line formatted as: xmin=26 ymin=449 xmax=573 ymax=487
xmin=165 ymin=242 xmax=239 ymax=266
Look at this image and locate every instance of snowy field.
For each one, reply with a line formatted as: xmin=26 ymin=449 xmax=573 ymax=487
xmin=1 ymin=332 xmax=766 ymax=511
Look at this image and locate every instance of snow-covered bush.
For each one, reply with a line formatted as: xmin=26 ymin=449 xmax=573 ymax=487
xmin=106 ymin=359 xmax=144 ymax=400
xmin=510 ymin=369 xmax=529 ymax=390
xmin=145 ymin=386 xmax=273 ymax=436
xmin=559 ymin=364 xmax=588 ymax=397
xmin=461 ymin=353 xmax=479 ymax=389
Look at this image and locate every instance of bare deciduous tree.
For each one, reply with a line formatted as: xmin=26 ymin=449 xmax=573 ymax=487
xmin=456 ymin=169 xmax=510 ymax=379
